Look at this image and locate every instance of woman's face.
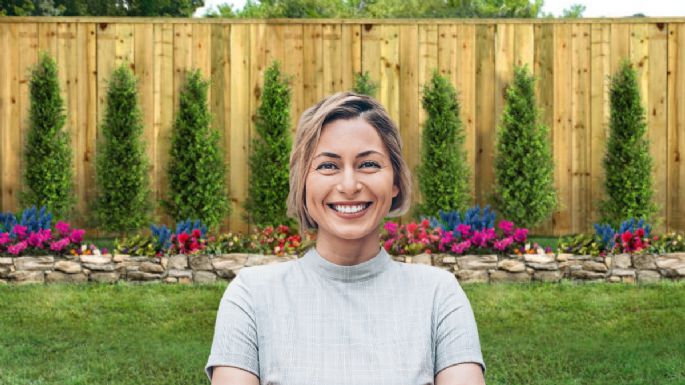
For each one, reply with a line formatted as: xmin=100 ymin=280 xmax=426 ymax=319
xmin=305 ymin=117 xmax=399 ymax=241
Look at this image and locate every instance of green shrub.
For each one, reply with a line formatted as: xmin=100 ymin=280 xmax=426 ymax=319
xmin=244 ymin=61 xmax=293 ymax=228
xmin=415 ymin=70 xmax=470 ymax=218
xmin=92 ymin=64 xmax=152 ymax=235
xmin=493 ymin=64 xmax=556 ymax=228
xmin=352 ymin=70 xmax=378 ymax=97
xmin=20 ymin=52 xmax=75 ymax=219
xmin=600 ymin=60 xmax=657 ymax=226
xmin=163 ymin=69 xmax=230 ymax=230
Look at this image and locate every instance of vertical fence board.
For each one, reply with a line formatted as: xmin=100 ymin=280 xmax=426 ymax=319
xmin=668 ymin=23 xmax=685 ymax=231
xmin=134 ymin=24 xmax=155 ymax=223
xmin=284 ymin=24 xmax=303 ymax=136
xmin=380 ymin=25 xmax=400 ymax=126
xmin=399 ymin=24 xmax=419 ymax=223
xmin=229 ymin=24 xmax=250 ymax=233
xmin=553 ymin=24 xmax=572 ymax=235
xmin=302 ymin=24 xmax=323 ymax=109
xmin=571 ymin=24 xmax=591 ymax=233
xmin=456 ymin=25 xmax=476 ymax=203
xmin=340 ymin=24 xmax=361 ymax=91
xmin=323 ymin=23 xmax=342 ymax=96
xmin=211 ymin=24 xmax=231 ymax=230
xmin=475 ymin=24 xmax=495 ymax=206
xmin=153 ymin=24 xmax=174 ymax=224
xmin=648 ymin=23 xmax=668 ymax=232
xmin=590 ymin=23 xmax=611 ymax=227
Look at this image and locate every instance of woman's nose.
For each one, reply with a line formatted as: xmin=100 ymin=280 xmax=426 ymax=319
xmin=336 ymin=168 xmax=362 ymax=194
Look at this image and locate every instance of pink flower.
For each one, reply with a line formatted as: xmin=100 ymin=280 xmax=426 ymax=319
xmin=56 ymin=221 xmax=70 ymax=235
xmin=494 ymin=236 xmax=514 ymax=251
xmin=383 ymin=221 xmax=399 ymax=235
xmin=12 ymin=225 xmax=28 ymax=240
xmin=8 ymin=241 xmax=28 ymax=255
xmin=69 ymin=229 xmax=85 ymax=244
xmin=456 ymin=224 xmax=471 ymax=238
xmin=451 ymin=240 xmax=471 ymax=255
xmin=498 ymin=220 xmax=514 ymax=235
xmin=513 ymin=228 xmax=528 ymax=243
xmin=384 ymin=239 xmax=394 ymax=251
xmin=50 ymin=237 xmax=70 ymax=252
xmin=0 ymin=232 xmax=10 ymax=245
xmin=28 ymin=232 xmax=44 ymax=247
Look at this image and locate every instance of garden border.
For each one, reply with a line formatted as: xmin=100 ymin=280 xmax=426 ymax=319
xmin=1 ymin=252 xmax=683 ymax=285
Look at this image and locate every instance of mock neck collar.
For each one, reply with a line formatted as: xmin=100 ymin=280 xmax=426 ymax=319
xmin=300 ymin=246 xmax=391 ymax=282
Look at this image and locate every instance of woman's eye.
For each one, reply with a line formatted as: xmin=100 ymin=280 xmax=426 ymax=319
xmin=316 ymin=163 xmax=337 ymax=170
xmin=361 ymin=161 xmax=381 ymax=168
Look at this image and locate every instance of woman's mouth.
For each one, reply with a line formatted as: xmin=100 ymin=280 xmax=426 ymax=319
xmin=326 ymin=202 xmax=373 ymax=218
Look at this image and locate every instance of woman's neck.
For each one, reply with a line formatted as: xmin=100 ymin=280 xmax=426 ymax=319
xmin=314 ymin=230 xmax=381 ymax=266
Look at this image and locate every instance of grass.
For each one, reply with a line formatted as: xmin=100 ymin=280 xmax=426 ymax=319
xmin=0 ymin=281 xmax=683 ymax=384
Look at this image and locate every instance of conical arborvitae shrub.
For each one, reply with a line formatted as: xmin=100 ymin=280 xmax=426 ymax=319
xmin=415 ymin=70 xmax=471 ymax=218
xmin=163 ymin=69 xmax=230 ymax=230
xmin=92 ymin=64 xmax=152 ymax=235
xmin=600 ymin=60 xmax=657 ymax=226
xmin=492 ymin=65 xmax=557 ymax=228
xmin=20 ymin=52 xmax=75 ymax=219
xmin=352 ymin=71 xmax=378 ymax=97
xmin=245 ymin=61 xmax=294 ymax=228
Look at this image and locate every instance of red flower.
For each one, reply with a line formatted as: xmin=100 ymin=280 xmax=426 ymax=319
xmin=621 ymin=231 xmax=633 ymax=244
xmin=406 ymin=222 xmax=418 ymax=234
xmin=191 ymin=229 xmax=201 ymax=238
xmin=636 ymin=228 xmax=645 ymax=238
xmin=178 ymin=232 xmax=190 ymax=244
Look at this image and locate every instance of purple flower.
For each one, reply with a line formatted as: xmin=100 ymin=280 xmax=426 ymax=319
xmin=513 ymin=228 xmax=528 ymax=243
xmin=55 ymin=221 xmax=70 ymax=236
xmin=8 ymin=241 xmax=28 ymax=255
xmin=498 ymin=220 xmax=514 ymax=235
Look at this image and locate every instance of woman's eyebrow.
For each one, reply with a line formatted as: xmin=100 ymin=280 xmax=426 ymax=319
xmin=313 ymin=150 xmax=384 ymax=159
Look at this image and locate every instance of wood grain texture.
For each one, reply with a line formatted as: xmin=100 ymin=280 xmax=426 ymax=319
xmin=0 ymin=19 xmax=683 ymax=234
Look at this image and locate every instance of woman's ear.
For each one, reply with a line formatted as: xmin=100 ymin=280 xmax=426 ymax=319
xmin=392 ymin=184 xmax=399 ymax=198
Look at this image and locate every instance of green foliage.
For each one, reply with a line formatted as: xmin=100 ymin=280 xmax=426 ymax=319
xmin=114 ymin=234 xmax=157 ymax=257
xmin=557 ymin=233 xmax=603 ymax=256
xmin=352 ymin=71 xmax=378 ymax=97
xmin=164 ymin=69 xmax=230 ymax=230
xmin=2 ymin=0 xmax=204 ymax=16
xmin=493 ymin=64 xmax=556 ymax=228
xmin=245 ymin=61 xmax=294 ymax=228
xmin=561 ymin=3 xmax=585 ymax=18
xmin=20 ymin=52 xmax=75 ymax=220
xmin=599 ymin=60 xmax=657 ymax=227
xmin=415 ymin=70 xmax=470 ymax=218
xmin=92 ymin=64 xmax=152 ymax=235
xmin=206 ymin=0 xmax=544 ymax=18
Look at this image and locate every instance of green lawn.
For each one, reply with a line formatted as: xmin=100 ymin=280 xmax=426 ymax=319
xmin=1 ymin=281 xmax=683 ymax=385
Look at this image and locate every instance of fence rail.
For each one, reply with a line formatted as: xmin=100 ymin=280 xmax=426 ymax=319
xmin=1 ymin=17 xmax=684 ymax=235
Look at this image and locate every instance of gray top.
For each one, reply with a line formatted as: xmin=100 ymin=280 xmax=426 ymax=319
xmin=205 ymin=246 xmax=485 ymax=384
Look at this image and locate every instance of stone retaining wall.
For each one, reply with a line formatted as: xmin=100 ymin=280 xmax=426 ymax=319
xmin=0 ymin=252 xmax=684 ymax=285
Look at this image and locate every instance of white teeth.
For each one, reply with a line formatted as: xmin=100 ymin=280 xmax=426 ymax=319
xmin=333 ymin=204 xmax=368 ymax=213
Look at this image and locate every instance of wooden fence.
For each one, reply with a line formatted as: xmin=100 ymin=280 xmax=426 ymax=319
xmin=1 ymin=17 xmax=684 ymax=236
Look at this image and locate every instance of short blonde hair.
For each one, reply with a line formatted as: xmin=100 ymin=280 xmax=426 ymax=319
xmin=287 ymin=91 xmax=412 ymax=235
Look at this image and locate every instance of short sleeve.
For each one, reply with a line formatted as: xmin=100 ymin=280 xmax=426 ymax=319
xmin=205 ymin=270 xmax=260 ymax=382
xmin=433 ymin=272 xmax=486 ymax=376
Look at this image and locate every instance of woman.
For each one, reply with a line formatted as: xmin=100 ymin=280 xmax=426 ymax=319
xmin=205 ymin=92 xmax=486 ymax=385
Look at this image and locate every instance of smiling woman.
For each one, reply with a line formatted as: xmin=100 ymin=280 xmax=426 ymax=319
xmin=205 ymin=92 xmax=486 ymax=385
